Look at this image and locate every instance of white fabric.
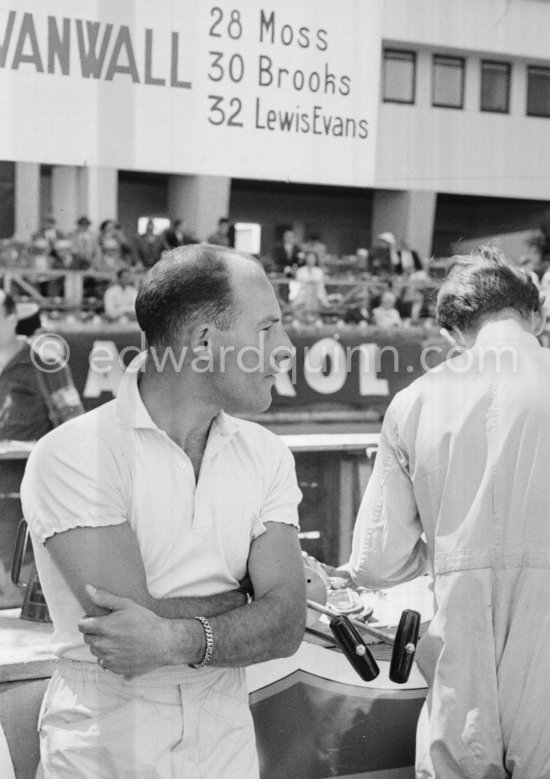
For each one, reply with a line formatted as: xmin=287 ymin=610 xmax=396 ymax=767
xmin=0 ymin=722 xmax=15 ymax=779
xmin=351 ymin=320 xmax=550 ymax=778
xmin=102 ymin=283 xmax=137 ymax=319
xmin=38 ymin=660 xmax=258 ymax=779
xmin=21 ymin=352 xmax=301 ymax=665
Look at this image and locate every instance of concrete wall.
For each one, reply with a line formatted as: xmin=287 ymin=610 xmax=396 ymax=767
xmin=375 ymin=1 xmax=550 ymax=199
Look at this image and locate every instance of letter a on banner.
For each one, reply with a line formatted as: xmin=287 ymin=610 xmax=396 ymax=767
xmin=83 ymin=340 xmax=125 ymax=398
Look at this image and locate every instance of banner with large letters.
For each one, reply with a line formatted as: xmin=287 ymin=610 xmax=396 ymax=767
xmin=50 ymin=326 xmax=448 ymax=417
xmin=0 ymin=0 xmax=382 ymax=186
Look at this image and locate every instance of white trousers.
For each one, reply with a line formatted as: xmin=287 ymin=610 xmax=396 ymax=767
xmin=38 ymin=660 xmax=259 ymax=779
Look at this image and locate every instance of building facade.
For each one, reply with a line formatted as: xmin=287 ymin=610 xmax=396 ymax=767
xmin=1 ymin=0 xmax=550 ymax=261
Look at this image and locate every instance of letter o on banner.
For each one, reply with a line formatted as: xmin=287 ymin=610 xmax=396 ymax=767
xmin=304 ymin=338 xmax=347 ymax=394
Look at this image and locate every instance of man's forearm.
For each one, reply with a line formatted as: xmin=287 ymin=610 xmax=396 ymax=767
xmin=166 ymin=589 xmax=305 ymax=667
xmin=151 ymin=588 xmax=248 ymax=619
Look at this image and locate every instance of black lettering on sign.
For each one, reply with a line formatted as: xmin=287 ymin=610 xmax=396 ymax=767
xmin=144 ymin=28 xmax=165 ymax=86
xmin=0 ymin=11 xmax=16 ymax=68
xmin=209 ymin=51 xmax=244 ymax=83
xmin=12 ymin=12 xmax=44 ymax=72
xmin=209 ymin=7 xmax=243 ymax=39
xmin=47 ymin=16 xmax=70 ymax=75
xmin=209 ymin=7 xmax=223 ymax=37
xmin=76 ymin=20 xmax=113 ymax=79
xmin=208 ymin=95 xmax=244 ymax=127
xmin=104 ymin=25 xmax=140 ymax=82
xmin=259 ymin=10 xmax=328 ymax=52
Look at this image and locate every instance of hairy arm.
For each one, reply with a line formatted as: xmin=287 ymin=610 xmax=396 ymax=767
xmin=78 ymin=522 xmax=306 ymax=675
xmin=45 ymin=522 xmax=248 ymax=619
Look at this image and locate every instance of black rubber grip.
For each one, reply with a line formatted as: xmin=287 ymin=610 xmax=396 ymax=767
xmin=329 ymin=615 xmax=380 ymax=682
xmin=389 ymin=610 xmax=420 ymax=684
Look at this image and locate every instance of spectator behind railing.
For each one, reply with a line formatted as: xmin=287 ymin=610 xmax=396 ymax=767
xmin=160 ymin=218 xmax=197 ymax=252
xmin=270 ymin=229 xmax=305 ymax=275
xmin=96 ymin=220 xmax=133 ymax=268
xmin=102 ymin=268 xmax=138 ymax=322
xmin=132 ymin=219 xmax=162 ymax=269
xmin=289 ymin=250 xmax=329 ymax=323
xmin=372 ymin=290 xmax=402 ymax=329
xmin=207 ymin=217 xmax=233 ymax=248
xmin=32 ymin=214 xmax=64 ymax=259
xmin=69 ymin=216 xmax=96 ymax=269
xmin=301 ymin=233 xmax=327 ymax=267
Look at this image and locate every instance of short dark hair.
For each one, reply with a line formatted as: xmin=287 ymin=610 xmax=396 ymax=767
xmin=437 ymin=245 xmax=543 ymax=333
xmin=135 ymin=244 xmax=240 ymax=348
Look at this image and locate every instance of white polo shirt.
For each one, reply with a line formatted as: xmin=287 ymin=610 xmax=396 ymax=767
xmin=21 ymin=354 xmax=301 ymax=662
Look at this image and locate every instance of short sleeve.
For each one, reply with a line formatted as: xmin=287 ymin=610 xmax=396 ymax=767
xmin=21 ymin=425 xmax=127 ymax=544
xmin=253 ymin=442 xmax=302 ymax=539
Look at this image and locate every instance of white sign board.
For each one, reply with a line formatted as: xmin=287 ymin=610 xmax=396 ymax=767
xmin=0 ymin=0 xmax=381 ymax=186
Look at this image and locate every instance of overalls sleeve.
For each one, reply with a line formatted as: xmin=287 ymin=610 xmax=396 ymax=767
xmin=349 ymin=397 xmax=428 ymax=588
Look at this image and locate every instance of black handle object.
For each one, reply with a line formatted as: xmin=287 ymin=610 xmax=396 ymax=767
xmin=11 ymin=518 xmax=29 ymax=587
xmin=389 ymin=610 xmax=421 ymax=684
xmin=329 ymin=615 xmax=380 ymax=682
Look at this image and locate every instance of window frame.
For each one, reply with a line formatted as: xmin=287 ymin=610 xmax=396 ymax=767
xmin=382 ymin=48 xmax=416 ymax=105
xmin=480 ymin=59 xmax=511 ymax=114
xmin=527 ymin=65 xmax=550 ymax=118
xmin=432 ymin=54 xmax=465 ymax=109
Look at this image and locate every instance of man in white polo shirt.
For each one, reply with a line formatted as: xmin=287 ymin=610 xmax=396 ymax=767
xmin=21 ymin=245 xmax=306 ymax=778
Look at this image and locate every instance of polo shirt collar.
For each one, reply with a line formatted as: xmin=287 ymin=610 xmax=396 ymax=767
xmin=115 ymin=352 xmax=240 ymax=438
xmin=115 ymin=352 xmax=157 ymax=430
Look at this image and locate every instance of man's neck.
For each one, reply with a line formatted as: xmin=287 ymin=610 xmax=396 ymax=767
xmin=470 ymin=313 xmax=535 ymax=348
xmin=138 ymin=366 xmax=219 ymax=452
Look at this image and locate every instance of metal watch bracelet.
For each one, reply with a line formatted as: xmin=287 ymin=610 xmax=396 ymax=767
xmin=189 ymin=616 xmax=214 ymax=669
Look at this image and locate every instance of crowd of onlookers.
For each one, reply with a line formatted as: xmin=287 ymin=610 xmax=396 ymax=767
xmin=0 ymin=216 xmax=441 ymax=327
xmin=2 ymin=214 xmax=548 ymax=332
xmin=0 ymin=214 xmax=235 ymax=274
xmin=267 ymin=228 xmax=437 ymax=329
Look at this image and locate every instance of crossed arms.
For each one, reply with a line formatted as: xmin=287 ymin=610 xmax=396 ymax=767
xmin=45 ymin=519 xmax=306 ymax=677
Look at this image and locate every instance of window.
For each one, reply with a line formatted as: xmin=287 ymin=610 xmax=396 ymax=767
xmin=481 ymin=61 xmax=511 ymax=113
xmin=234 ymin=223 xmax=261 ymax=254
xmin=432 ymin=55 xmax=465 ymax=108
xmin=527 ymin=66 xmax=550 ymax=118
xmin=383 ymin=50 xmax=416 ymax=104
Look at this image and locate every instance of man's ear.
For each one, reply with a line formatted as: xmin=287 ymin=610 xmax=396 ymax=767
xmin=190 ymin=323 xmax=211 ymax=353
xmin=439 ymin=327 xmax=457 ymax=347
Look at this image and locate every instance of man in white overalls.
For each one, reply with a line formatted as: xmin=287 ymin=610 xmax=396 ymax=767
xmin=350 ymin=246 xmax=550 ymax=778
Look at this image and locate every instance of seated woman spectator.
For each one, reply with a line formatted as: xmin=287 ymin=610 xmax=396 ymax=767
xmin=289 ymin=250 xmax=329 ymax=321
xmin=372 ymin=290 xmax=402 ymax=329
